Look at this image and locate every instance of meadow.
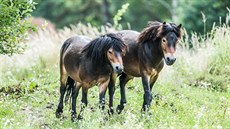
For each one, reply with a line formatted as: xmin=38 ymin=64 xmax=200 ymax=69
xmin=0 ymin=22 xmax=229 ymax=129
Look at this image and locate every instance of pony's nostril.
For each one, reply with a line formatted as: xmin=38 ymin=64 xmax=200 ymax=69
xmin=166 ymin=57 xmax=176 ymax=62
xmin=173 ymin=58 xmax=176 ymax=62
xmin=166 ymin=57 xmax=170 ymax=62
xmin=114 ymin=65 xmax=123 ymax=73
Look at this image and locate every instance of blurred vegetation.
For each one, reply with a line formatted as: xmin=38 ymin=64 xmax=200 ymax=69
xmin=0 ymin=0 xmax=36 ymax=55
xmin=178 ymin=0 xmax=230 ymax=34
xmin=113 ymin=3 xmax=130 ymax=29
xmin=32 ymin=0 xmax=230 ymax=34
xmin=1 ymin=0 xmax=230 ymax=55
xmin=2 ymin=0 xmax=229 ymax=55
xmin=176 ymin=24 xmax=230 ymax=92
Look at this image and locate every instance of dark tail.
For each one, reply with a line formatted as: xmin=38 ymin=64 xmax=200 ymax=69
xmin=64 ymin=76 xmax=75 ymax=104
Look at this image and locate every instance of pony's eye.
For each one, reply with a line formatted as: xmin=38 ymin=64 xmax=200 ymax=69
xmin=162 ymin=38 xmax=166 ymax=43
xmin=108 ymin=50 xmax=113 ymax=54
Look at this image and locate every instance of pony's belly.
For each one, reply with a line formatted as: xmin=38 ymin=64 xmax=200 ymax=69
xmin=88 ymin=75 xmax=109 ymax=85
xmin=123 ymin=58 xmax=141 ymax=77
xmin=75 ymin=74 xmax=110 ymax=89
xmin=124 ymin=66 xmax=141 ymax=77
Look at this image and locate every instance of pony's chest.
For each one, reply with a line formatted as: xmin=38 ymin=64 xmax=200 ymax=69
xmin=146 ymin=61 xmax=164 ymax=76
xmin=149 ymin=69 xmax=158 ymax=77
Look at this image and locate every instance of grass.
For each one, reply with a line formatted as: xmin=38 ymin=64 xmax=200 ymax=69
xmin=0 ymin=23 xmax=230 ymax=129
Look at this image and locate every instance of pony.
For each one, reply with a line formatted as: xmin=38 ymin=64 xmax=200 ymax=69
xmin=108 ymin=21 xmax=183 ymax=113
xmin=55 ymin=33 xmax=127 ymax=120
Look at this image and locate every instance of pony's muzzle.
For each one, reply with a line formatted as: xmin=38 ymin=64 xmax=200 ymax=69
xmin=165 ymin=56 xmax=176 ymax=65
xmin=112 ymin=64 xmax=123 ymax=74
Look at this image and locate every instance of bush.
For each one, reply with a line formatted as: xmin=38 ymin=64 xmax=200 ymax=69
xmin=0 ymin=0 xmax=36 ymax=55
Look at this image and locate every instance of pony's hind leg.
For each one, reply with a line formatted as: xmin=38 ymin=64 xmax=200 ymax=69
xmin=71 ymin=82 xmax=81 ymax=122
xmin=56 ymin=74 xmax=68 ymax=118
xmin=56 ymin=38 xmax=69 ymax=118
xmin=78 ymin=86 xmax=88 ymax=120
xmin=116 ymin=73 xmax=133 ymax=114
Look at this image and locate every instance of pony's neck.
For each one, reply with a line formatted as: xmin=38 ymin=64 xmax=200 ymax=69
xmin=139 ymin=40 xmax=163 ymax=67
xmin=90 ymin=59 xmax=112 ymax=75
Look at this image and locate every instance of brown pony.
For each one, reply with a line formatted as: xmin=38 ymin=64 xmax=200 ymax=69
xmin=108 ymin=21 xmax=183 ymax=113
xmin=55 ymin=33 xmax=127 ymax=121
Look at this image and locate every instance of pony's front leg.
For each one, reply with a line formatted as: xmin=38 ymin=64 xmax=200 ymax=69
xmin=108 ymin=73 xmax=117 ymax=114
xmin=99 ymin=79 xmax=110 ymax=110
xmin=71 ymin=82 xmax=81 ymax=122
xmin=116 ymin=73 xmax=133 ymax=114
xmin=78 ymin=85 xmax=88 ymax=120
xmin=141 ymin=72 xmax=152 ymax=112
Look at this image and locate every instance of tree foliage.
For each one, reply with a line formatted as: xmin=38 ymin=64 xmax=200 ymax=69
xmin=32 ymin=0 xmax=104 ymax=28
xmin=0 ymin=0 xmax=36 ymax=55
xmin=112 ymin=0 xmax=172 ymax=30
xmin=32 ymin=0 xmax=172 ymax=30
xmin=178 ymin=0 xmax=230 ymax=34
xmin=113 ymin=3 xmax=129 ymax=29
xmin=32 ymin=0 xmax=230 ymax=33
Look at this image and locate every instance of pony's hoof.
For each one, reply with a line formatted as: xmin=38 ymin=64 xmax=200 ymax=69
xmin=141 ymin=107 xmax=152 ymax=116
xmin=116 ymin=105 xmax=124 ymax=114
xmin=71 ymin=114 xmax=77 ymax=122
xmin=55 ymin=110 xmax=63 ymax=118
xmin=141 ymin=107 xmax=146 ymax=113
xmin=77 ymin=114 xmax=83 ymax=120
xmin=108 ymin=108 xmax=114 ymax=115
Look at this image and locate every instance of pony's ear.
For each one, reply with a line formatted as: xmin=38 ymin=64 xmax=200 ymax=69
xmin=177 ymin=24 xmax=184 ymax=38
xmin=163 ymin=22 xmax=166 ymax=24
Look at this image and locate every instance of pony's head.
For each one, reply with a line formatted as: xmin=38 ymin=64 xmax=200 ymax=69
xmin=159 ymin=22 xmax=182 ymax=65
xmin=82 ymin=33 xmax=127 ymax=73
xmin=138 ymin=21 xmax=183 ymax=65
xmin=103 ymin=33 xmax=127 ymax=73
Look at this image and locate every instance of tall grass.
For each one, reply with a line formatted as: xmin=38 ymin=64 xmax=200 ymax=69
xmin=163 ymin=24 xmax=230 ymax=92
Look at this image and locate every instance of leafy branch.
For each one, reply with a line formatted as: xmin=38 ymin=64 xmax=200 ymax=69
xmin=0 ymin=0 xmax=37 ymax=55
xmin=113 ymin=3 xmax=129 ymax=29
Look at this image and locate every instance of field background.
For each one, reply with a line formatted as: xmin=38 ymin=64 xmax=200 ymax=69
xmin=0 ymin=22 xmax=230 ymax=128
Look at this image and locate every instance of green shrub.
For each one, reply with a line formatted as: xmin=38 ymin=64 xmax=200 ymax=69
xmin=0 ymin=0 xmax=36 ymax=55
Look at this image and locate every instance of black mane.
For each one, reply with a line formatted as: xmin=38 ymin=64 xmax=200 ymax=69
xmin=81 ymin=33 xmax=127 ymax=65
xmin=138 ymin=21 xmax=183 ymax=43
